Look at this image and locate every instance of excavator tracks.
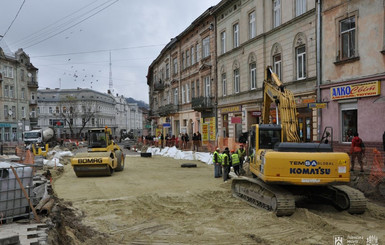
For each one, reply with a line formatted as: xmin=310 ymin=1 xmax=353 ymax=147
xmin=328 ymin=185 xmax=367 ymax=214
xmin=231 ymin=177 xmax=295 ymax=216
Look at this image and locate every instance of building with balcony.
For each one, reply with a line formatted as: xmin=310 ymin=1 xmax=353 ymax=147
xmin=212 ymin=0 xmax=318 ymax=149
xmin=0 ymin=39 xmax=39 ymax=143
xmin=147 ymin=7 xmax=217 ymax=142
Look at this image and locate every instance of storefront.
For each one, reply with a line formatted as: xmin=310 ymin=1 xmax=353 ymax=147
xmin=321 ymin=80 xmax=384 ymax=145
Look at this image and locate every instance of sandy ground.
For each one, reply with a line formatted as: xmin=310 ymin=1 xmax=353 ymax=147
xmin=52 ymin=151 xmax=385 ymax=245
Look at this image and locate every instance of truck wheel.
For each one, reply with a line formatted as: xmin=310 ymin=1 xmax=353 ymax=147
xmin=115 ymin=150 xmax=124 ymax=171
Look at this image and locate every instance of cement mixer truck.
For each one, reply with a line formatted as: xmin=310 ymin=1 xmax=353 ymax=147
xmin=23 ymin=128 xmax=56 ymax=146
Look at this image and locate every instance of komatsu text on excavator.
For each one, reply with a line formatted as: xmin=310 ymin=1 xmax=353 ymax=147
xmin=231 ymin=66 xmax=366 ymax=216
xmin=71 ymin=126 xmax=124 ymax=177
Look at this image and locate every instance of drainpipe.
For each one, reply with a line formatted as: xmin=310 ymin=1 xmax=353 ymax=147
xmin=214 ymin=14 xmax=218 ymax=146
xmin=316 ymin=0 xmax=322 ymax=141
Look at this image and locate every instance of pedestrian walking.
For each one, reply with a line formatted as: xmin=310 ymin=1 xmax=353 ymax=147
xmin=350 ymin=132 xmax=364 ymax=172
xmin=213 ymin=148 xmax=222 ymax=178
xmin=222 ymin=148 xmax=231 ymax=182
xmin=237 ymin=144 xmax=246 ymax=175
xmin=197 ymin=131 xmax=202 ymax=150
xmin=231 ymin=150 xmax=240 ymax=176
xmin=192 ymin=133 xmax=198 ymax=151
xmin=183 ymin=133 xmax=189 ymax=150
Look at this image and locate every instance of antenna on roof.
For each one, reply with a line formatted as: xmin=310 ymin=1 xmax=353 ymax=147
xmin=109 ymin=51 xmax=114 ymax=94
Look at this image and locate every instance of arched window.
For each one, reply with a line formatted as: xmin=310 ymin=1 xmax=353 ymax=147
xmin=293 ymin=33 xmax=307 ymax=80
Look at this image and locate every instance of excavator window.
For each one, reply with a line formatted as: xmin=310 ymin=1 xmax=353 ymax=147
xmin=259 ymin=128 xmax=281 ymax=149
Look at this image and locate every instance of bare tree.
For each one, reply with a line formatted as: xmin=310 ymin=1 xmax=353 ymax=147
xmin=55 ymin=95 xmax=96 ymax=138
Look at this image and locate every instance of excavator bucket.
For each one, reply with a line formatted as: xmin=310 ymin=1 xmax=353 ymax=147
xmin=71 ymin=152 xmax=114 ymax=177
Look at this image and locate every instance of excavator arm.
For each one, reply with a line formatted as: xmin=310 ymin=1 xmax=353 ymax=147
xmin=262 ymin=66 xmax=300 ymax=142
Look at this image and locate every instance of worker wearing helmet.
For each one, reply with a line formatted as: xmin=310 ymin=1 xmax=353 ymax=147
xmin=237 ymin=144 xmax=246 ymax=175
xmin=231 ymin=150 xmax=240 ymax=176
xmin=222 ymin=148 xmax=231 ymax=182
xmin=213 ymin=148 xmax=222 ymax=178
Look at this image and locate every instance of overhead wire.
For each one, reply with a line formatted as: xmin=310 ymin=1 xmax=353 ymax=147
xmin=31 ymin=44 xmax=165 ymax=58
xmin=0 ymin=0 xmax=26 ymax=41
xmin=23 ymin=0 xmax=119 ymax=49
xmin=12 ymin=0 xmax=106 ymax=47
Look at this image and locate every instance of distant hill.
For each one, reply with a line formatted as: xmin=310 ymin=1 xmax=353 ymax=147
xmin=126 ymin=97 xmax=149 ymax=109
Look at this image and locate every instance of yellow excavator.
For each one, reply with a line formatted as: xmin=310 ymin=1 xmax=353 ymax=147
xmin=231 ymin=66 xmax=366 ymax=216
xmin=71 ymin=126 xmax=124 ymax=177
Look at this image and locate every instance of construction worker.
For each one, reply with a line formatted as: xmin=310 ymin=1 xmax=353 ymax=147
xmin=231 ymin=150 xmax=240 ymax=176
xmin=213 ymin=148 xmax=222 ymax=178
xmin=237 ymin=144 xmax=246 ymax=175
xmin=222 ymin=148 xmax=231 ymax=182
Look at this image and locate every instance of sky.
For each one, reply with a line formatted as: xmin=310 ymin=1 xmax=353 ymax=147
xmin=0 ymin=0 xmax=219 ymax=103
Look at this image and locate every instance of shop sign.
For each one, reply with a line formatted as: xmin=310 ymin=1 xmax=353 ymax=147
xmin=162 ymin=123 xmax=171 ymax=127
xmin=251 ymin=111 xmax=261 ymax=117
xmin=308 ymin=103 xmax=327 ymax=109
xmin=231 ymin=117 xmax=242 ymax=124
xmin=145 ymin=124 xmax=151 ymax=128
xmin=221 ymin=105 xmax=242 ymax=114
xmin=331 ymin=81 xmax=381 ymax=100
xmin=202 ymin=123 xmax=209 ymax=146
xmin=302 ymin=98 xmax=316 ymax=104
xmin=0 ymin=123 xmax=11 ymax=127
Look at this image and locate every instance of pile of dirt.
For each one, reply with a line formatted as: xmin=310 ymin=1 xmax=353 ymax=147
xmin=46 ymin=196 xmax=108 ymax=245
xmin=350 ymin=172 xmax=385 ymax=204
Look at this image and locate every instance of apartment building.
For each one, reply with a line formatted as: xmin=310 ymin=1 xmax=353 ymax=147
xmin=148 ymin=7 xmax=217 ymax=141
xmin=0 ymin=40 xmax=38 ymax=143
xmin=320 ymin=0 xmax=385 ymax=151
xmin=213 ymin=0 xmax=318 ymax=148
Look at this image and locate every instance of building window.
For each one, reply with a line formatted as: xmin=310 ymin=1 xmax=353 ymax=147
xmin=273 ymin=54 xmax=282 ymax=79
xmin=3 ymin=66 xmax=13 ymax=78
xmin=4 ymin=105 xmax=8 ymax=119
xmin=296 ymin=0 xmax=306 ymax=16
xmin=234 ymin=69 xmax=240 ymax=94
xmin=191 ymin=46 xmax=195 ymax=64
xmin=233 ymin=23 xmax=239 ymax=48
xmin=196 ymin=79 xmax=200 ymax=97
xmin=196 ymin=43 xmax=200 ymax=62
xmin=20 ymin=69 xmax=24 ymax=81
xmin=173 ymin=88 xmax=178 ymax=105
xmin=191 ymin=81 xmax=195 ymax=98
xmin=181 ymin=53 xmax=185 ymax=70
xmin=296 ymin=46 xmax=306 ymax=80
xmin=273 ymin=0 xmax=281 ymax=28
xmin=11 ymin=106 xmax=16 ymax=118
xmin=182 ymin=85 xmax=185 ymax=104
xmin=49 ymin=107 xmax=52 ymax=114
xmin=249 ymin=11 xmax=256 ymax=39
xmin=166 ymin=63 xmax=169 ymax=79
xmin=56 ymin=106 xmax=59 ymax=113
xmin=21 ymin=88 xmax=25 ymax=99
xmin=202 ymin=36 xmax=210 ymax=58
xmin=186 ymin=84 xmax=190 ymax=103
xmin=221 ymin=31 xmax=226 ymax=54
xmin=204 ymin=76 xmax=211 ymax=97
xmin=341 ymin=103 xmax=357 ymax=143
xmin=173 ymin=58 xmax=178 ymax=74
xmin=250 ymin=63 xmax=256 ymax=89
xmin=12 ymin=128 xmax=17 ymax=141
xmin=21 ymin=107 xmax=25 ymax=118
xmin=186 ymin=50 xmax=190 ymax=67
xmin=222 ymin=73 xmax=227 ymax=97
xmin=340 ymin=16 xmax=356 ymax=60
xmin=4 ymin=85 xmax=9 ymax=97
xmin=9 ymin=86 xmax=14 ymax=98
xmin=4 ymin=128 xmax=10 ymax=141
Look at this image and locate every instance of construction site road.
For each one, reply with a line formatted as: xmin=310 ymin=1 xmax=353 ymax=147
xmin=53 ymin=149 xmax=385 ymax=245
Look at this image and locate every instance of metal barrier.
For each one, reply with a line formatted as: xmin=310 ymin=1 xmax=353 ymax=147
xmin=0 ymin=164 xmax=33 ymax=223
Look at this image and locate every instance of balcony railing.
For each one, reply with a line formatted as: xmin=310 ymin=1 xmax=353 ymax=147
xmin=29 ymin=99 xmax=37 ymax=105
xmin=27 ymin=81 xmax=38 ymax=88
xmin=153 ymin=82 xmax=165 ymax=91
xmin=191 ymin=96 xmax=214 ymax=112
xmin=158 ymin=104 xmax=179 ymax=116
